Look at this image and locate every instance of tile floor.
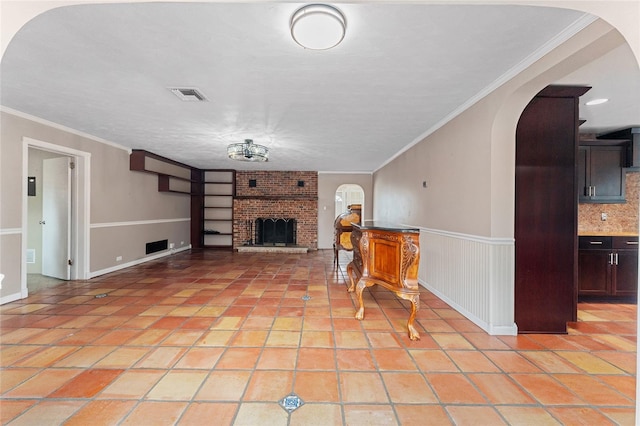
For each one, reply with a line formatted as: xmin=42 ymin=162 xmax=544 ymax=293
xmin=26 ymin=275 xmax=66 ymax=294
xmin=0 ymin=249 xmax=636 ymax=425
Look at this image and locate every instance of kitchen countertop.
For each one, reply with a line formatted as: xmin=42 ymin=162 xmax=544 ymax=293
xmin=578 ymin=231 xmax=639 ymax=237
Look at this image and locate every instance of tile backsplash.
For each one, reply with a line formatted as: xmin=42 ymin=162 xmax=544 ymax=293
xmin=578 ymin=171 xmax=639 ymax=234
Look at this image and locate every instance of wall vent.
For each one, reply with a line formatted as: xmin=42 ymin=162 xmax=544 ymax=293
xmin=146 ymin=239 xmax=168 ymax=255
xmin=26 ymin=249 xmax=36 ymax=264
xmin=169 ymin=87 xmax=208 ymax=102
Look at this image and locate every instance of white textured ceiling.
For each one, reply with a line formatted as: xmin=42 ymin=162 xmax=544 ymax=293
xmin=1 ymin=2 xmax=638 ymax=171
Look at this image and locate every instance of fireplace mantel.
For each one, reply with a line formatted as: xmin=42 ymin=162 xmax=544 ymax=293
xmin=235 ymin=195 xmax=318 ymax=200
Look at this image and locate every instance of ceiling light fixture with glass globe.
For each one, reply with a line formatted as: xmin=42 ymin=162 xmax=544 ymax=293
xmin=227 ymin=139 xmax=269 ymax=162
xmin=290 ymin=4 xmax=346 ymax=50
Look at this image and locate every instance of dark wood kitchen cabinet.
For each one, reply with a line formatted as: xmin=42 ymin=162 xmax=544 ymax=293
xmin=578 ymin=236 xmax=611 ymax=296
xmin=615 ymin=247 xmax=639 ymax=297
xmin=577 ymin=145 xmax=625 ymax=203
xmin=515 ymin=85 xmax=590 ymax=333
xmin=578 ymin=236 xmax=638 ymax=298
xmin=597 ymin=127 xmax=639 ymax=169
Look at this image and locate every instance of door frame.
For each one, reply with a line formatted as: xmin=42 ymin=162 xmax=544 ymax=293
xmin=22 ymin=137 xmax=91 ymax=298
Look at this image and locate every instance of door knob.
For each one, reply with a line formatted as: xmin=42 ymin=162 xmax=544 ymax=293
xmin=39 ymin=220 xmax=45 ymax=225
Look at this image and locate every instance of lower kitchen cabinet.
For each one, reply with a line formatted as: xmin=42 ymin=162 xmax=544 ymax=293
xmin=578 ymin=236 xmax=638 ymax=298
xmin=614 ymin=247 xmax=639 ymax=297
xmin=578 ymin=248 xmax=609 ymax=296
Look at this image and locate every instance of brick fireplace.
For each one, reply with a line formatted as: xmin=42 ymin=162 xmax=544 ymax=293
xmin=233 ymin=171 xmax=318 ymax=250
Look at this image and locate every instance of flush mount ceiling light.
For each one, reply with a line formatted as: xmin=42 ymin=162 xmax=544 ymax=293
xmin=585 ymin=98 xmax=609 ymax=106
xmin=290 ymin=4 xmax=346 ymax=50
xmin=227 ymin=139 xmax=269 ymax=162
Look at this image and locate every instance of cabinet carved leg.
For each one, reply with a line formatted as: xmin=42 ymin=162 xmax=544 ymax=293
xmin=346 ymin=262 xmax=357 ymax=292
xmin=399 ymin=293 xmax=420 ymax=341
xmin=354 ymin=279 xmax=369 ymax=320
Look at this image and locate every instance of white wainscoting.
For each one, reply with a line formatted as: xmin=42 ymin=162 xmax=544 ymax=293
xmin=418 ymin=227 xmax=517 ymax=336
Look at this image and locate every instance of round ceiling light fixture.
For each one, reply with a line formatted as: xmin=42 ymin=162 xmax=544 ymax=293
xmin=290 ymin=4 xmax=346 ymax=50
xmin=227 ymin=139 xmax=269 ymax=162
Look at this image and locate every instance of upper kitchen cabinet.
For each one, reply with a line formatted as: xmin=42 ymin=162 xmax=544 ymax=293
xmin=598 ymin=127 xmax=640 ymax=170
xmin=577 ymin=144 xmax=626 ymax=203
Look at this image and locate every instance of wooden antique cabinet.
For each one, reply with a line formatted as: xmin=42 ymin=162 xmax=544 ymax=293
xmin=346 ymin=222 xmax=421 ymax=340
xmin=578 ymin=236 xmax=638 ymax=298
xmin=333 ymin=204 xmax=362 ymax=267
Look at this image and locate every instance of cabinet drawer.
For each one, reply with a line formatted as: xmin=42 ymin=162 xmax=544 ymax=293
xmin=579 ymin=236 xmax=612 ymax=250
xmin=613 ymin=236 xmax=639 ymax=249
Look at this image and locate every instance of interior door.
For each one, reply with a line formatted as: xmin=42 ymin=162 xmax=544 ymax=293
xmin=42 ymin=157 xmax=71 ymax=280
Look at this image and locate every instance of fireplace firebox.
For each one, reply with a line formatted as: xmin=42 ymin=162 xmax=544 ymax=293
xmin=255 ymin=218 xmax=296 ymax=246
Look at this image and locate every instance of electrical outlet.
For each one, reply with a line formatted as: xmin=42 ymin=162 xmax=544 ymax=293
xmin=601 ymin=212 xmax=608 ymax=221
xmin=116 ymin=256 xmax=122 ymax=261
xmin=169 ymin=243 xmax=175 ymax=249
xmin=180 ymin=241 xmax=184 ymax=245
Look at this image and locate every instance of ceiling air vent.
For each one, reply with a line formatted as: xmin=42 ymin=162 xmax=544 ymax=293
xmin=169 ymin=87 xmax=208 ymax=102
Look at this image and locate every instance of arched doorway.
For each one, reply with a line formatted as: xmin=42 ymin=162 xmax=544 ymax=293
xmin=335 ymin=184 xmax=364 ymax=219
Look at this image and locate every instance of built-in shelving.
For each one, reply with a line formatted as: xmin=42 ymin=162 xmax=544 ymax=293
xmin=130 ymin=149 xmax=193 ymax=195
xmin=202 ymin=170 xmax=235 ymax=248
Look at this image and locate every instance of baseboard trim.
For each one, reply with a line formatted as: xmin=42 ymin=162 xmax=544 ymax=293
xmin=489 ymin=324 xmax=518 ymax=336
xmin=0 ymin=291 xmax=23 ymax=305
xmin=419 ymin=279 xmax=517 ymax=336
xmin=89 ymin=245 xmax=191 ymax=279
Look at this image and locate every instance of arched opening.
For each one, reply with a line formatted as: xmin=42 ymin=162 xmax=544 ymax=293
xmin=335 ymin=184 xmax=365 ymax=219
xmin=332 ymin=184 xmax=365 ymax=267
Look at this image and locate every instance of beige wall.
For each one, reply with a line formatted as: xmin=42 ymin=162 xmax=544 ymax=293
xmin=372 ymin=19 xmax=633 ymax=335
xmin=91 ymin=221 xmax=191 ymax=273
xmin=374 ymin=122 xmax=492 ymax=234
xmin=317 ymin=173 xmax=373 ymax=249
xmin=0 ymin=110 xmax=192 ymax=302
xmin=374 ymin=19 xmax=628 ymax=236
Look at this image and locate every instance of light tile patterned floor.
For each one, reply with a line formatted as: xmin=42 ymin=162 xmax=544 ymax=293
xmin=0 ymin=250 xmax=636 ymax=425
